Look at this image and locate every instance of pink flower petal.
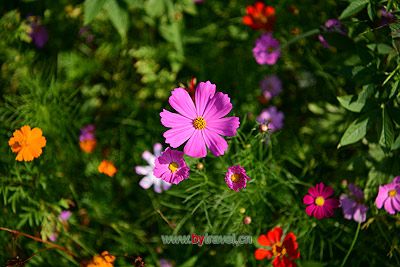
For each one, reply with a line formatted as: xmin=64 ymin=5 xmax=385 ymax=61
xmin=206 ymin=117 xmax=240 ymax=137
xmin=321 ymin=185 xmax=334 ymax=198
xmin=384 ymin=198 xmax=395 ymax=214
xmin=324 ymin=198 xmax=339 ymax=210
xmin=308 ymin=187 xmax=318 ymax=197
xmin=375 ymin=186 xmax=387 ymax=209
xmin=195 ymin=81 xmax=216 ymax=116
xmin=305 ymin=204 xmax=316 ymax=217
xmin=184 ymin=130 xmax=207 ymax=158
xmin=203 ymin=92 xmax=233 ymax=120
xmin=169 ymin=88 xmax=197 ymax=119
xmin=303 ymin=195 xmax=314 ymax=205
xmin=163 ymin=126 xmax=194 ymax=148
xmin=135 ymin=166 xmax=152 ymax=175
xmin=203 ymin=129 xmax=228 ymax=157
xmin=314 ymin=206 xmax=325 ymax=219
xmin=139 ymin=176 xmax=153 ymax=189
xmin=160 ymin=109 xmax=192 ymax=128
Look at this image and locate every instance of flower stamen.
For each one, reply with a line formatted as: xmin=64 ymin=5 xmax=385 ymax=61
xmin=168 ymin=162 xmax=179 ymax=173
xmin=231 ymin=173 xmax=241 ymax=183
xmin=193 ymin=117 xmax=207 ymax=130
xmin=388 ymin=189 xmax=397 ymax=198
xmin=315 ymin=196 xmax=325 ymax=206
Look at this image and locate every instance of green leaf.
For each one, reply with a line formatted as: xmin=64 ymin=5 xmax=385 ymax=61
xmin=144 ymin=0 xmax=165 ymax=17
xmin=392 ymin=134 xmax=400 ymax=150
xmin=337 ymin=85 xmax=374 ymax=112
xmin=339 ymin=116 xmax=369 ymax=147
xmin=84 ymin=0 xmax=107 ymax=24
xmin=300 ymin=261 xmax=326 ymax=267
xmin=379 ymin=107 xmax=394 ymax=151
xmin=339 ymin=0 xmax=368 ymax=20
xmin=180 ymin=256 xmax=198 ymax=267
xmin=104 ymin=0 xmax=129 ymax=39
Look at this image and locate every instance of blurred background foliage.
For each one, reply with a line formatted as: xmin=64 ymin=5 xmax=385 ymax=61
xmin=0 ymin=0 xmax=399 ymax=266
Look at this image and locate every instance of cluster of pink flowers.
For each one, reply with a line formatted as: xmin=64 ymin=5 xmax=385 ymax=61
xmin=302 ymin=176 xmax=400 ymax=221
xmin=135 ymin=81 xmax=250 ymax=192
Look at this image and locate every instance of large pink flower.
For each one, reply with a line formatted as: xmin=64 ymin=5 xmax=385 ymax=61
xmin=160 ymin=81 xmax=240 ymax=158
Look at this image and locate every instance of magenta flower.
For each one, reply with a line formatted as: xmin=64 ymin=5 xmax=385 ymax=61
xmin=256 ymin=106 xmax=284 ymax=132
xmin=136 ymin=143 xmax=172 ymax=193
xmin=260 ymin=75 xmax=282 ymax=101
xmin=318 ymin=18 xmax=346 ymax=48
xmin=153 ymin=148 xmax=190 ymax=184
xmin=49 ymin=232 xmax=58 ymax=242
xmin=340 ymin=184 xmax=368 ymax=223
xmin=375 ymin=176 xmax=400 ymax=215
xmin=160 ymin=81 xmax=240 ymax=158
xmin=59 ymin=210 xmax=72 ymax=222
xmin=225 ymin=165 xmax=250 ymax=191
xmin=252 ymin=33 xmax=280 ymax=65
xmin=303 ymin=182 xmax=339 ymax=219
xmin=379 ymin=8 xmax=395 ymax=26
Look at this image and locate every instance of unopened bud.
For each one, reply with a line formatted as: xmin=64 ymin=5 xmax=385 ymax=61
xmin=243 ymin=216 xmax=252 ymax=225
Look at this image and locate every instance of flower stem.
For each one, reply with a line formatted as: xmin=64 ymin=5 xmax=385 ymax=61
xmin=340 ymin=223 xmax=361 ymax=267
xmin=281 ymin=29 xmax=320 ymax=49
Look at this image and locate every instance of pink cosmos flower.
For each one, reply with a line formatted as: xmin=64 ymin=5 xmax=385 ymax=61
xmin=303 ymin=182 xmax=339 ymax=219
xmin=160 ymin=81 xmax=240 ymax=158
xmin=260 ymin=75 xmax=282 ymax=101
xmin=225 ymin=165 xmax=250 ymax=191
xmin=153 ymin=148 xmax=190 ymax=184
xmin=136 ymin=143 xmax=172 ymax=193
xmin=252 ymin=33 xmax=280 ymax=65
xmin=375 ymin=176 xmax=400 ymax=215
xmin=340 ymin=184 xmax=368 ymax=223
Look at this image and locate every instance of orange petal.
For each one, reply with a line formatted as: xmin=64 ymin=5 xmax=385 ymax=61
xmin=254 ymin=248 xmax=272 ymax=260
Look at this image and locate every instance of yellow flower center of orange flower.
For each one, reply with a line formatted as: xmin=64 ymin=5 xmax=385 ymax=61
xmin=231 ymin=173 xmax=241 ymax=183
xmin=272 ymin=242 xmax=287 ymax=257
xmin=193 ymin=117 xmax=206 ymax=130
xmin=168 ymin=162 xmax=179 ymax=173
xmin=315 ymin=196 xmax=325 ymax=206
xmin=388 ymin=189 xmax=397 ymax=198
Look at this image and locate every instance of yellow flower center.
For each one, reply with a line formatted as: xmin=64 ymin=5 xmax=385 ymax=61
xmin=231 ymin=173 xmax=241 ymax=183
xmin=168 ymin=162 xmax=179 ymax=173
xmin=272 ymin=242 xmax=286 ymax=257
xmin=388 ymin=189 xmax=397 ymax=198
xmin=315 ymin=196 xmax=325 ymax=206
xmin=193 ymin=117 xmax=206 ymax=130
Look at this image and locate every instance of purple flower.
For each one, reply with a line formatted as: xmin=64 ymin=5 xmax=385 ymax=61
xmin=27 ymin=16 xmax=48 ymax=48
xmin=318 ymin=35 xmax=330 ymax=48
xmin=160 ymin=259 xmax=173 ymax=267
xmin=379 ymin=8 xmax=395 ymax=26
xmin=79 ymin=124 xmax=95 ymax=142
xmin=79 ymin=26 xmax=95 ymax=44
xmin=225 ymin=165 xmax=250 ymax=192
xmin=256 ymin=106 xmax=284 ymax=132
xmin=340 ymin=184 xmax=368 ymax=223
xmin=324 ymin=19 xmax=346 ymax=35
xmin=319 ymin=18 xmax=346 ymax=48
xmin=136 ymin=143 xmax=172 ymax=193
xmin=260 ymin=75 xmax=282 ymax=101
xmin=153 ymin=148 xmax=190 ymax=185
xmin=193 ymin=0 xmax=204 ymax=4
xmin=375 ymin=176 xmax=400 ymax=214
xmin=252 ymin=33 xmax=280 ymax=65
xmin=59 ymin=210 xmax=72 ymax=222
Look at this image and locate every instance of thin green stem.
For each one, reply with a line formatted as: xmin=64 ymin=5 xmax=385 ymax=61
xmin=281 ymin=29 xmax=320 ymax=49
xmin=340 ymin=223 xmax=361 ymax=267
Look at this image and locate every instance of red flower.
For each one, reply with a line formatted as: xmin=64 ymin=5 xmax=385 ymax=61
xmin=255 ymin=227 xmax=300 ymax=267
xmin=243 ymin=2 xmax=276 ymax=31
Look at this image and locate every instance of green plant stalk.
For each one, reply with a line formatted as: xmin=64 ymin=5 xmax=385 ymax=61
xmin=340 ymin=223 xmax=361 ymax=267
xmin=282 ymin=29 xmax=320 ymax=49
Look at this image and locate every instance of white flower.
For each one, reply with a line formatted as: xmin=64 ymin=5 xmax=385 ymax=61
xmin=135 ymin=143 xmax=172 ymax=193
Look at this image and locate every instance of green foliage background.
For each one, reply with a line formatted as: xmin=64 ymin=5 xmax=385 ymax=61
xmin=0 ymin=0 xmax=400 ymax=266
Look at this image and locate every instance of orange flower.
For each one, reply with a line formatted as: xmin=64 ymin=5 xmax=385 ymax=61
xmin=8 ymin=125 xmax=46 ymax=161
xmin=98 ymin=160 xmax=117 ymax=177
xmin=80 ymin=139 xmax=97 ymax=153
xmin=87 ymin=251 xmax=115 ymax=267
